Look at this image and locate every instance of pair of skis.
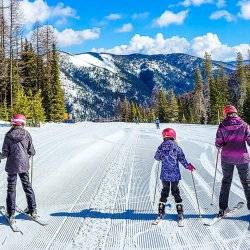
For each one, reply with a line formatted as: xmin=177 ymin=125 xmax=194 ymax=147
xmin=0 ymin=206 xmax=48 ymax=234
xmin=203 ymin=201 xmax=245 ymax=226
xmin=152 ymin=214 xmax=184 ymax=227
xmin=152 ymin=202 xmax=248 ymax=229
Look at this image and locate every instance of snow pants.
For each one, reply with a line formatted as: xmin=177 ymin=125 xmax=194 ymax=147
xmin=160 ymin=181 xmax=182 ymax=203
xmin=6 ymin=172 xmax=36 ymax=215
xmin=219 ymin=162 xmax=250 ymax=210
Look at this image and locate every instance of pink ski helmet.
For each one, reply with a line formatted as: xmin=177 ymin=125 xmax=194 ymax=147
xmin=223 ymin=105 xmax=237 ymax=116
xmin=11 ymin=114 xmax=26 ymax=126
xmin=162 ymin=128 xmax=176 ymax=140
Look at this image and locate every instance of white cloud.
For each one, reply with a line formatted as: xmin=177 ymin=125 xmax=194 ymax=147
xmin=105 ymin=13 xmax=122 ymax=21
xmin=116 ymin=23 xmax=133 ymax=33
xmin=54 ymin=27 xmax=100 ymax=47
xmin=92 ymin=33 xmax=190 ymax=55
xmin=92 ymin=32 xmax=250 ymax=61
xmin=181 ymin=0 xmax=213 ymax=7
xmin=20 ymin=0 xmax=77 ymax=25
xmin=154 ymin=10 xmax=189 ymax=27
xmin=210 ymin=10 xmax=236 ymax=22
xmin=191 ymin=33 xmax=250 ymax=61
xmin=132 ymin=12 xmax=150 ymax=20
xmin=238 ymin=1 xmax=250 ymax=20
xmin=216 ymin=0 xmax=226 ymax=8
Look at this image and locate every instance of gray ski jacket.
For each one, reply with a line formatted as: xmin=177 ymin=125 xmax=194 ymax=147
xmin=0 ymin=127 xmax=35 ymax=174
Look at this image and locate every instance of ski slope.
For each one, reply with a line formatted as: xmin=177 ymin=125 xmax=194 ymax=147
xmin=0 ymin=122 xmax=249 ymax=249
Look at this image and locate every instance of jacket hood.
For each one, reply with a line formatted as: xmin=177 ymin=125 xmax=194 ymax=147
xmin=221 ymin=116 xmax=245 ymax=131
xmin=6 ymin=127 xmax=27 ymax=142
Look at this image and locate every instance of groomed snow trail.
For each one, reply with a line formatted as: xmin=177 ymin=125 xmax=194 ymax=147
xmin=0 ymin=122 xmax=249 ymax=249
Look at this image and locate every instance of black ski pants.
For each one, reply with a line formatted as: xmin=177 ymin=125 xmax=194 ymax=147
xmin=219 ymin=162 xmax=250 ymax=210
xmin=160 ymin=181 xmax=182 ymax=203
xmin=6 ymin=172 xmax=36 ymax=215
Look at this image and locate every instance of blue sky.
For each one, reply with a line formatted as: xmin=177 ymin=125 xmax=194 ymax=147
xmin=20 ymin=0 xmax=250 ymax=61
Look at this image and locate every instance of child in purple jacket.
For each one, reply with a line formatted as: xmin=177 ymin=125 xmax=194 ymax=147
xmin=215 ymin=105 xmax=250 ymax=217
xmin=154 ymin=128 xmax=195 ymax=220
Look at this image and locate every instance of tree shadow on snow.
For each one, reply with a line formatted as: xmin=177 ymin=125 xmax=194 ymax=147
xmin=51 ymin=209 xmax=218 ymax=221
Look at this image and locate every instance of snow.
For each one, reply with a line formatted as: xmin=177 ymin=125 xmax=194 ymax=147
xmin=68 ymin=53 xmax=118 ymax=73
xmin=0 ymin=122 xmax=249 ymax=249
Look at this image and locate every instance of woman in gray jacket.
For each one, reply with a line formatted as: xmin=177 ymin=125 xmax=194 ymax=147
xmin=0 ymin=114 xmax=37 ymax=222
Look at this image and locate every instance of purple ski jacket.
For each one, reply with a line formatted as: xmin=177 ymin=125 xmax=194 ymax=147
xmin=1 ymin=127 xmax=35 ymax=174
xmin=154 ymin=139 xmax=189 ymax=182
xmin=215 ymin=116 xmax=250 ymax=165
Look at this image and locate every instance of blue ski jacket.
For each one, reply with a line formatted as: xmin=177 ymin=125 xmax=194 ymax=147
xmin=154 ymin=139 xmax=189 ymax=182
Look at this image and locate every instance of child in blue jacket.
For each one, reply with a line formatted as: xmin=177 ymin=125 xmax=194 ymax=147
xmin=154 ymin=128 xmax=195 ymax=219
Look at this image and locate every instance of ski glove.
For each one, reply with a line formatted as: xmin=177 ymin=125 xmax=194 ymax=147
xmin=187 ymin=163 xmax=195 ymax=172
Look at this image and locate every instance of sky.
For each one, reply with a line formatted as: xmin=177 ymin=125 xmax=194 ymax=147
xmin=19 ymin=0 xmax=250 ymax=61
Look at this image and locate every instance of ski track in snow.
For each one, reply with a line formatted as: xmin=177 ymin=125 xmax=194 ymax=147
xmin=0 ymin=122 xmax=249 ymax=249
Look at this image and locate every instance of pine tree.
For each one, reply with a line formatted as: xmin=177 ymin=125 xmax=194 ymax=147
xmin=156 ymin=89 xmax=168 ymax=122
xmin=166 ymin=90 xmax=179 ymax=122
xmin=236 ymin=52 xmax=247 ymax=115
xmin=193 ymin=68 xmax=206 ymax=123
xmin=28 ymin=89 xmax=45 ymax=125
xmin=243 ymin=52 xmax=250 ymax=122
xmin=50 ymin=44 xmax=65 ymax=122
xmin=20 ymin=40 xmax=37 ymax=91
xmin=0 ymin=98 xmax=8 ymax=121
xmin=130 ymin=101 xmax=137 ymax=121
xmin=204 ymin=52 xmax=213 ymax=123
xmin=12 ymin=85 xmax=30 ymax=117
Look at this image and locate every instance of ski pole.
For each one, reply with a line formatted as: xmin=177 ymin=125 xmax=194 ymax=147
xmin=191 ymin=171 xmax=202 ymax=218
xmin=153 ymin=162 xmax=160 ymax=205
xmin=211 ymin=149 xmax=220 ymax=205
xmin=31 ymin=156 xmax=34 ymax=185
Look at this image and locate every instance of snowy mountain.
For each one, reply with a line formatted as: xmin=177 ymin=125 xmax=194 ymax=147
xmin=59 ymin=52 xmax=235 ymax=120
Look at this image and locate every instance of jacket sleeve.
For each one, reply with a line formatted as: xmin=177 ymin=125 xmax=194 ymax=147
xmin=177 ymin=147 xmax=189 ymax=169
xmin=246 ymin=124 xmax=250 ymax=147
xmin=27 ymin=132 xmax=36 ymax=157
xmin=215 ymin=125 xmax=225 ymax=148
xmin=1 ymin=135 xmax=9 ymax=159
xmin=154 ymin=144 xmax=163 ymax=161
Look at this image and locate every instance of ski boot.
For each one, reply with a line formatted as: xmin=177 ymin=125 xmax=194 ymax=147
xmin=6 ymin=211 xmax=15 ymax=225
xmin=176 ymin=203 xmax=184 ymax=226
xmin=24 ymin=208 xmax=38 ymax=219
xmin=176 ymin=203 xmax=184 ymax=219
xmin=217 ymin=208 xmax=230 ymax=218
xmin=158 ymin=202 xmax=166 ymax=218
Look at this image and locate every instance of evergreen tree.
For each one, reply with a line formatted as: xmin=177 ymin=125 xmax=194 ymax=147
xmin=0 ymin=99 xmax=9 ymax=121
xmin=166 ymin=90 xmax=179 ymax=122
xmin=50 ymin=44 xmax=65 ymax=122
xmin=20 ymin=40 xmax=37 ymax=91
xmin=130 ymin=101 xmax=137 ymax=121
xmin=204 ymin=52 xmax=213 ymax=123
xmin=28 ymin=89 xmax=46 ymax=125
xmin=156 ymin=89 xmax=168 ymax=122
xmin=193 ymin=68 xmax=206 ymax=124
xmin=236 ymin=52 xmax=247 ymax=115
xmin=13 ymin=85 xmax=30 ymax=117
xmin=243 ymin=53 xmax=250 ymax=122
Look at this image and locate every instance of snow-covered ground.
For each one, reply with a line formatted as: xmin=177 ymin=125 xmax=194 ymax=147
xmin=0 ymin=122 xmax=249 ymax=249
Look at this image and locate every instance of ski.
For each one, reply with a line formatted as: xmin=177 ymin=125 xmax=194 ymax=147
xmin=152 ymin=215 xmax=164 ymax=225
xmin=248 ymin=222 xmax=250 ymax=231
xmin=0 ymin=206 xmax=23 ymax=234
xmin=16 ymin=207 xmax=48 ymax=226
xmin=177 ymin=214 xmax=184 ymax=227
xmin=204 ymin=202 xmax=244 ymax=226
